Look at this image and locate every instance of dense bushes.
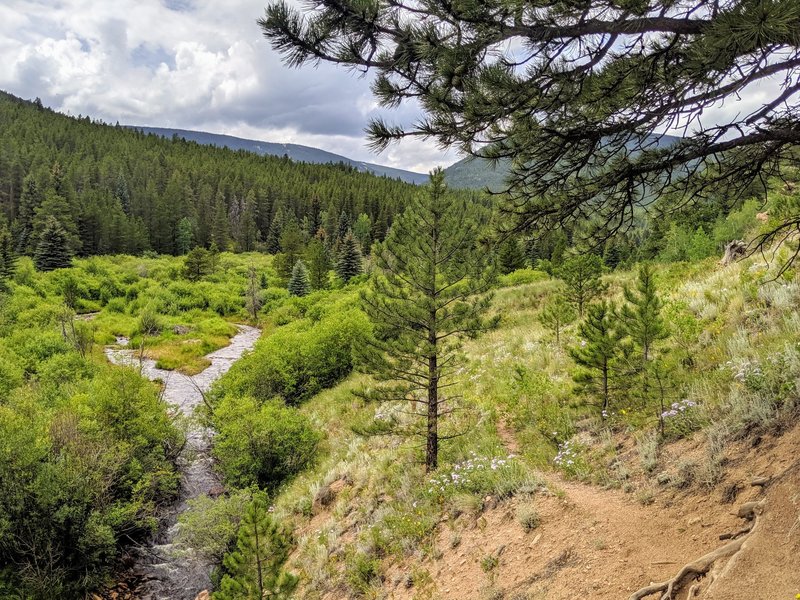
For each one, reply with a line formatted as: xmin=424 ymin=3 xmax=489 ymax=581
xmin=0 ymin=364 xmax=182 ymax=599
xmin=217 ymin=295 xmax=371 ymax=405
xmin=212 ymin=398 xmax=322 ymax=489
xmin=208 ymin=291 xmax=370 ymax=492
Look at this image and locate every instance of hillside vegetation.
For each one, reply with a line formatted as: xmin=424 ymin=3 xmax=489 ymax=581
xmin=0 ymin=91 xmax=436 ymax=259
xmin=208 ymin=244 xmax=800 ymax=600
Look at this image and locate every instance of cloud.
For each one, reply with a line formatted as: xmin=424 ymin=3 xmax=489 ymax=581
xmin=0 ymin=0 xmax=452 ymax=172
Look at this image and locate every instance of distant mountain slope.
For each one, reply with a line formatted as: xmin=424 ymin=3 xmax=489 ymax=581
xmin=131 ymin=126 xmax=430 ymax=185
xmin=443 ymin=133 xmax=682 ymax=191
xmin=443 ymin=157 xmax=511 ymax=192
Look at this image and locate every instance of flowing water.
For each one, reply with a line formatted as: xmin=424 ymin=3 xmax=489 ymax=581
xmin=105 ymin=325 xmax=261 ymax=600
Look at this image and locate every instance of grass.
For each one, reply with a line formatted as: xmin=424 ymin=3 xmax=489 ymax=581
xmin=206 ymin=243 xmax=800 ymax=598
xmin=6 ymin=252 xmax=275 ymax=374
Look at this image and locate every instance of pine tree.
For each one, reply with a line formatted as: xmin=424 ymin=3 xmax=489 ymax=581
xmin=215 ymin=492 xmax=297 ymax=600
xmin=277 ymin=218 xmax=305 ymax=279
xmin=335 ymin=230 xmax=362 ymax=283
xmin=176 ymin=217 xmax=194 ymax=255
xmin=34 ymin=217 xmax=73 ymax=271
xmin=15 ymin=173 xmax=42 ymax=253
xmin=352 ymin=213 xmax=372 ymax=253
xmin=32 ymin=189 xmax=80 ymax=254
xmin=360 ymin=169 xmax=497 ymax=471
xmin=305 ymin=237 xmax=331 ymax=290
xmin=211 ymin=191 xmax=230 ymax=250
xmin=558 ymin=254 xmax=607 ymax=317
xmin=236 ymin=190 xmax=260 ymax=252
xmin=265 ymin=207 xmax=285 ymax=254
xmin=115 ymin=172 xmax=131 ymax=215
xmin=0 ymin=223 xmax=15 ymax=284
xmin=261 ymin=0 xmax=800 ymax=269
xmin=620 ymin=264 xmax=668 ymax=363
xmin=287 ymin=260 xmax=311 ymax=297
xmin=539 ymin=294 xmax=576 ymax=344
xmin=335 ymin=209 xmax=350 ymax=249
xmin=569 ymin=301 xmax=623 ymax=418
xmin=184 ymin=246 xmax=213 ymax=281
xmin=498 ymin=237 xmax=527 ymax=274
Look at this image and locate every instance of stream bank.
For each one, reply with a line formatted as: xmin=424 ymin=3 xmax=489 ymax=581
xmin=105 ymin=325 xmax=260 ymax=600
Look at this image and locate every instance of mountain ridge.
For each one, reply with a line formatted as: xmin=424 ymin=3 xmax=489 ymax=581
xmin=129 ymin=126 xmax=431 ymax=185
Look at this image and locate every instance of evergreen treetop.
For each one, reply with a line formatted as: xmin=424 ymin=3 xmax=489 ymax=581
xmin=335 ymin=230 xmax=363 ymax=283
xmin=215 ymin=492 xmax=297 ymax=600
xmin=34 ymin=217 xmax=73 ymax=272
xmin=288 ymin=259 xmax=311 ymax=297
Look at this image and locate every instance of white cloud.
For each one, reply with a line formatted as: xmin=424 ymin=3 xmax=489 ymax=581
xmin=0 ymin=0 xmax=452 ymax=172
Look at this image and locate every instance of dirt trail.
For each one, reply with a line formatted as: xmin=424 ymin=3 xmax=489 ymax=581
xmin=384 ymin=421 xmax=800 ymax=599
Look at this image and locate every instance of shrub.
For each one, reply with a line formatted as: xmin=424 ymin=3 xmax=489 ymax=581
xmin=498 ymin=268 xmax=549 ymax=287
xmin=212 ymin=397 xmax=322 ymax=489
xmin=176 ymin=491 xmax=251 ymax=562
xmin=218 ymin=306 xmax=370 ymax=405
xmin=516 ymin=503 xmax=541 ymax=531
xmin=137 ymin=306 xmax=163 ymax=336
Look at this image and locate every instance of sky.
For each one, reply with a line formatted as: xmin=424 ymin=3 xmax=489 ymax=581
xmin=0 ymin=0 xmax=457 ymax=174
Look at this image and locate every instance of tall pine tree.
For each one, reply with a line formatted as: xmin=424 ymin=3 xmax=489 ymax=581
xmin=0 ymin=223 xmax=15 ymax=284
xmin=305 ymin=237 xmax=331 ymax=290
xmin=287 ymin=260 xmax=311 ymax=297
xmin=359 ymin=169 xmax=497 ymax=471
xmin=34 ymin=217 xmax=73 ymax=272
xmin=335 ymin=230 xmax=362 ymax=283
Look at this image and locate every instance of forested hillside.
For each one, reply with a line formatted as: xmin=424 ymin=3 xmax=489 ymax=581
xmin=0 ymin=91 xmax=424 ymax=259
xmin=132 ymin=127 xmax=429 ymax=184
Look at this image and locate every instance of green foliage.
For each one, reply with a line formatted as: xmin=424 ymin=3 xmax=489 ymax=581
xmin=137 ymin=305 xmax=164 ymax=336
xmin=176 ymin=217 xmax=195 ymax=255
xmin=259 ymin=0 xmax=800 ymax=263
xmin=569 ymin=301 xmax=624 ymax=415
xmin=184 ymin=246 xmax=215 ymax=281
xmin=0 ymin=223 xmax=15 ymax=284
xmin=497 ymin=237 xmax=526 ymax=274
xmin=538 ymin=294 xmax=576 ymax=343
xmin=34 ymin=217 xmax=73 ymax=272
xmin=620 ymin=264 xmax=668 ymax=362
xmin=278 ymin=219 xmax=305 ymax=279
xmin=0 ymin=91 xmax=455 ymax=259
xmin=245 ymin=265 xmax=264 ymax=322
xmin=305 ymin=237 xmax=331 ymax=290
xmin=0 ymin=366 xmax=181 ymax=598
xmin=497 ymin=268 xmax=549 ymax=287
xmin=215 ymin=492 xmax=298 ymax=600
xmin=359 ymin=169 xmax=497 ymax=471
xmin=557 ymin=254 xmax=607 ymax=317
xmin=218 ymin=297 xmax=370 ymax=405
xmin=177 ymin=491 xmax=254 ymax=563
xmin=335 ymin=230 xmax=363 ymax=283
xmin=212 ymin=397 xmax=321 ymax=489
xmin=352 ymin=213 xmax=372 ymax=253
xmin=287 ymin=260 xmax=311 ymax=297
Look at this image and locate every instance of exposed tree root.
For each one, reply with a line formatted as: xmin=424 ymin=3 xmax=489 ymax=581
xmin=629 ymin=499 xmax=765 ymax=600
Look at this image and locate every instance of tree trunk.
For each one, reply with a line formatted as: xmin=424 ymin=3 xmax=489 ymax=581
xmin=426 ymin=351 xmax=438 ymax=472
xmin=254 ymin=510 xmax=264 ymax=598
